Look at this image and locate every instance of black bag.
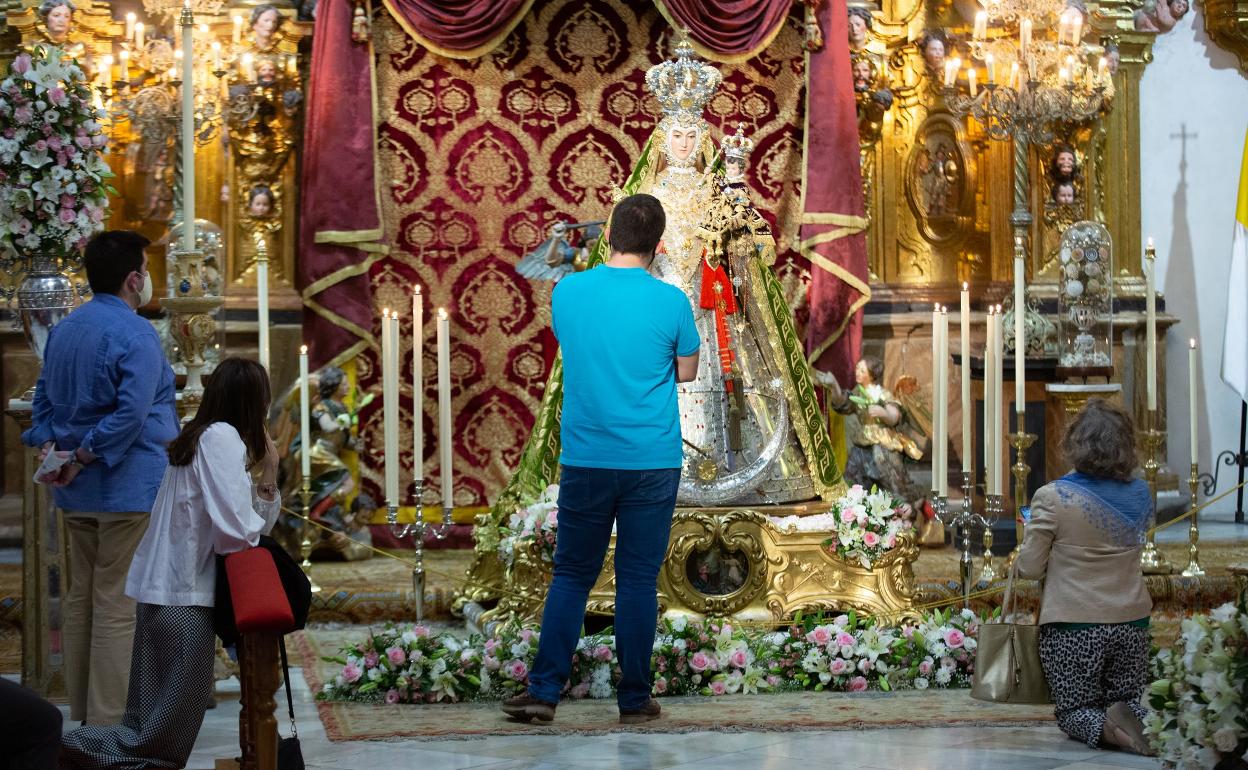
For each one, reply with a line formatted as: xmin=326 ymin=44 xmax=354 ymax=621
xmin=278 ymin=637 xmax=304 ymax=770
xmin=214 ymin=535 xmax=312 ymax=647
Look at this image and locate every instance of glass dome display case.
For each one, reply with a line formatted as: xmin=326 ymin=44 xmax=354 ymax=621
xmin=1057 ymin=221 xmax=1113 ymax=371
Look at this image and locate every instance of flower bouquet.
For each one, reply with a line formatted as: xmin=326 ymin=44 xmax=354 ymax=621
xmin=0 ymin=46 xmax=111 ymax=267
xmin=498 ymin=484 xmax=559 ymax=568
xmin=1145 ymin=596 xmax=1248 ymax=768
xmin=821 ymin=484 xmax=909 ymax=569
xmin=848 ymin=383 xmax=887 ymax=408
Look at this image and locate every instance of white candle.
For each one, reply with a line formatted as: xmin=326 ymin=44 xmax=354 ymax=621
xmin=233 ymin=14 xmax=243 ymax=45
xmin=932 ymin=303 xmax=941 ymax=493
xmin=437 ymin=309 xmax=453 ymax=509
xmin=412 ymin=286 xmax=424 ymax=485
xmin=180 ymin=9 xmax=195 ymax=253
xmin=241 ymin=53 xmax=255 ymax=82
xmin=211 ymin=41 xmax=223 ymax=72
xmin=974 ymin=10 xmax=988 ymax=39
xmin=1014 ymin=238 xmax=1025 ymax=413
xmin=1071 ymin=15 xmax=1082 ymax=45
xmin=119 ymin=48 xmax=129 ymax=75
xmin=1098 ymin=57 xmax=1109 ymax=83
xmin=944 ymin=59 xmax=957 ymax=87
xmin=1010 ymin=61 xmax=1019 ymax=89
xmin=125 ymin=12 xmax=136 ymax=42
xmin=256 ymin=248 xmax=269 ymax=371
xmin=135 ymin=21 xmax=145 ymax=51
xmin=939 ymin=307 xmax=950 ymax=496
xmin=1020 ymin=18 xmax=1032 ymax=51
xmin=1145 ymin=238 xmax=1158 ymax=411
xmin=960 ymin=283 xmax=971 ymax=472
xmin=986 ymin=53 xmax=996 ymax=85
xmin=382 ymin=310 xmax=399 ymax=506
xmin=390 ymin=312 xmax=401 ymax=502
xmin=984 ymin=307 xmax=996 ymax=497
xmin=994 ymin=305 xmax=1005 ymax=495
xmin=968 ymin=67 xmax=978 ymax=97
xmin=299 ymin=345 xmax=311 ymax=482
xmin=1189 ymin=339 xmax=1198 ymax=469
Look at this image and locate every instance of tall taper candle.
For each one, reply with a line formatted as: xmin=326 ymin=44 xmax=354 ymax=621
xmin=984 ymin=307 xmax=996 ymax=496
xmin=1145 ymin=238 xmax=1158 ymax=411
xmin=299 ymin=345 xmax=311 ymax=481
xmin=993 ymin=306 xmax=1005 ymax=494
xmin=381 ymin=310 xmax=398 ymax=505
xmin=1189 ymin=339 xmax=1198 ymax=469
xmin=437 ymin=309 xmax=453 ymax=509
xmin=1014 ymin=238 xmax=1026 ymax=413
xmin=939 ymin=306 xmax=950 ymax=496
xmin=413 ymin=286 xmax=424 ymax=485
xmin=180 ymin=2 xmax=195 ymax=253
xmin=256 ymin=247 xmax=269 ymax=371
xmin=961 ymin=284 xmax=971 ymax=471
xmin=932 ymin=303 xmax=941 ymax=490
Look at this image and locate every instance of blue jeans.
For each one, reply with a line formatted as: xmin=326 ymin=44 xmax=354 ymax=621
xmin=527 ymin=465 xmax=679 ymax=710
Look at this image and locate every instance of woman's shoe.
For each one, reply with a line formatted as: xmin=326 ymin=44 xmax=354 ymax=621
xmin=1104 ymin=701 xmax=1155 ymax=756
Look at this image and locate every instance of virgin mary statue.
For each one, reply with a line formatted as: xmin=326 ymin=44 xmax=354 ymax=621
xmin=490 ymin=40 xmax=842 ymax=529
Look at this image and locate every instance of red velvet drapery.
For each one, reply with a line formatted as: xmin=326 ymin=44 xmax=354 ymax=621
xmin=299 ymin=0 xmax=385 ymax=369
xmin=653 ymin=0 xmax=795 ymax=61
xmin=381 ymin=0 xmax=537 ymax=58
xmin=799 ymin=0 xmax=869 ymax=384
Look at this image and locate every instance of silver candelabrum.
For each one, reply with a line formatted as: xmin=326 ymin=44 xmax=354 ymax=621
xmin=936 ymin=471 xmax=997 ymax=607
xmin=387 ymin=478 xmax=453 ymax=620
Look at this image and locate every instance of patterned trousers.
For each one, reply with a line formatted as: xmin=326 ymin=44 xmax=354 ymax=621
xmin=58 ymin=604 xmax=216 ymax=769
xmin=1038 ymin=623 xmax=1150 ymax=748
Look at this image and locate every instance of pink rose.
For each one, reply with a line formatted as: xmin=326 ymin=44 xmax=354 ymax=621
xmin=848 ymin=676 xmax=868 ymax=692
xmin=766 ymin=675 xmax=780 ymax=687
xmin=901 ymin=625 xmax=916 ymax=639
xmin=47 ymin=87 xmax=66 ymax=106
xmin=413 ymin=626 xmax=431 ymax=637
xmin=483 ymin=655 xmax=500 ymax=671
xmin=885 ymin=534 xmax=897 ymax=549
xmin=74 ymin=135 xmax=90 ymax=149
xmin=386 ymin=646 xmax=406 ymax=666
xmin=857 ymin=658 xmax=873 ymax=674
xmin=863 ymin=531 xmax=880 ymax=547
xmin=363 ymin=651 xmax=379 ymax=669
xmin=544 ymin=510 xmax=558 ymax=528
xmin=384 ymin=689 xmax=400 ymax=705
xmin=835 ymin=630 xmax=855 ymax=648
xmin=59 ymin=193 xmax=74 ymax=207
xmin=807 ymin=626 xmax=832 ymax=645
xmin=342 ymin=662 xmax=362 ymax=683
xmin=91 ymin=133 xmax=106 ymax=147
xmin=728 ymin=649 xmax=747 ymax=669
xmin=508 ymin=660 xmax=528 ymax=680
xmin=47 ymin=137 xmax=62 ymax=152
xmin=943 ymin=629 xmax=965 ymax=649
xmin=653 ymin=677 xmax=667 ymax=694
xmin=58 ymin=208 xmax=74 ymax=223
xmin=829 ymin=658 xmax=850 ymax=676
xmin=89 ymin=205 xmax=104 ymax=223
xmin=832 ymin=615 xmax=849 ymax=627
xmin=484 ymin=639 xmax=500 ymax=655
xmin=15 ymin=218 xmax=32 ymax=235
xmin=839 ymin=507 xmax=857 ymax=523
xmin=595 ymin=645 xmax=612 ymax=662
xmin=918 ymin=659 xmax=933 ymax=676
xmin=13 ymin=53 xmax=31 ymax=74
xmin=519 ymin=629 xmax=535 ymax=642
xmin=690 ymin=651 xmax=714 ymax=672
xmin=33 ymin=139 xmax=47 ymax=152
xmin=709 ymin=680 xmax=727 ymax=696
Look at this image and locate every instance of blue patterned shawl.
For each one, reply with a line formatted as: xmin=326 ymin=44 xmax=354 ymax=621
xmin=1051 ymin=472 xmax=1152 ymax=547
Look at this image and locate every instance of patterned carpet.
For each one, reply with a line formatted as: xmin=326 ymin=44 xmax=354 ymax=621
xmin=292 ymin=626 xmax=1056 ymax=741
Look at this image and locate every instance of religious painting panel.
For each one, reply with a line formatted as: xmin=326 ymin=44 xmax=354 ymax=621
xmin=365 ymin=0 xmax=808 ymax=510
xmin=904 ymin=113 xmax=976 ymax=248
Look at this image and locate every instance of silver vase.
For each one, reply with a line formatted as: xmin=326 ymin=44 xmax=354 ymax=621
xmin=17 ymin=261 xmax=76 ymax=364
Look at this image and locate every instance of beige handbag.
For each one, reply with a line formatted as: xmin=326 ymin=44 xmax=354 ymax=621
xmin=970 ymin=565 xmax=1051 ymax=704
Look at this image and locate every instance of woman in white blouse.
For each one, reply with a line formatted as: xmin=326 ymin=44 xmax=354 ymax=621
xmin=60 ymin=357 xmax=281 ymax=769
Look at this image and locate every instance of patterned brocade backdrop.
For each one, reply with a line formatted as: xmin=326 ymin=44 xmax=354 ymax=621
xmin=360 ymin=0 xmax=812 ymax=513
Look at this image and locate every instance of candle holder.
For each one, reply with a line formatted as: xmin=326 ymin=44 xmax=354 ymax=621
xmin=1140 ymin=410 xmax=1172 ymax=574
xmin=386 ymin=479 xmax=454 ymax=620
xmin=936 ymin=472 xmax=993 ymax=607
xmin=1181 ymin=462 xmax=1205 ymax=577
xmin=1009 ymin=429 xmax=1037 ymax=547
xmin=297 ymin=480 xmax=321 ymax=594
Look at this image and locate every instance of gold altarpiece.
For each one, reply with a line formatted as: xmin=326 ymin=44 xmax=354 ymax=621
xmin=1 ymin=1 xmax=312 ymax=312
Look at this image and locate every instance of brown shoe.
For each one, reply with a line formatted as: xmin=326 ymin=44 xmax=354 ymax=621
xmin=501 ymin=691 xmax=556 ymax=723
xmin=1104 ymin=702 xmax=1155 ymax=756
xmin=619 ymin=698 xmax=661 ymax=724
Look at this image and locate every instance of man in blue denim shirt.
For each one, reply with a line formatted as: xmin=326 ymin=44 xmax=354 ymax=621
xmin=22 ymin=230 xmax=178 ymax=725
xmin=503 ymin=194 xmax=699 ymax=725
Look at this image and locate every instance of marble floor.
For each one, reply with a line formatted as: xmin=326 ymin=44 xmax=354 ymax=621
xmin=50 ymin=671 xmax=1163 ymax=770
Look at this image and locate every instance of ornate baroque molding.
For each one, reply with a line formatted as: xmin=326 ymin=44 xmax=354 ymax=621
xmin=1201 ymin=0 xmax=1248 ymax=70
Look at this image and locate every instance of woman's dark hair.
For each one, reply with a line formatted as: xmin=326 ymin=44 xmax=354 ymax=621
xmin=1061 ymin=398 xmax=1138 ymax=481
xmin=84 ymin=230 xmax=149 ymax=295
xmin=168 ymin=358 xmax=272 ymax=468
xmin=608 ymin=193 xmax=666 ymax=257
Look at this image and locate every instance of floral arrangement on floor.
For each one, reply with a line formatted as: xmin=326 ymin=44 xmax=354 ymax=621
xmin=318 ymin=607 xmax=986 ymax=705
xmin=0 ymin=46 xmax=111 ymax=263
xmin=768 ymin=484 xmax=909 ymax=569
xmin=1146 ymin=595 xmax=1248 ymax=769
xmin=497 ymin=484 xmax=559 ymax=568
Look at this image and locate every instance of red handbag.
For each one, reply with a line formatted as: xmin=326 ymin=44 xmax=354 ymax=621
xmin=224 ymin=546 xmax=295 ymax=635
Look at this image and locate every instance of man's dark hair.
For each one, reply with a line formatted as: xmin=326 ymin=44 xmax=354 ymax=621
xmin=83 ymin=230 xmax=150 ymax=295
xmin=608 ymin=194 xmax=666 ymax=257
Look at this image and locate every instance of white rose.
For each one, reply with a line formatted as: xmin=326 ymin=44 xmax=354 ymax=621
xmin=1212 ymin=727 xmax=1240 ymax=753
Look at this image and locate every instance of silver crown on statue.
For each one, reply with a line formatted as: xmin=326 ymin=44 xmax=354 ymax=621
xmin=645 ymin=37 xmax=722 ymax=122
xmin=721 ymin=123 xmax=755 ymax=163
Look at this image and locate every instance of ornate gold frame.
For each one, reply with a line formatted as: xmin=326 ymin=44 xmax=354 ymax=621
xmin=1201 ymin=0 xmax=1248 ymax=70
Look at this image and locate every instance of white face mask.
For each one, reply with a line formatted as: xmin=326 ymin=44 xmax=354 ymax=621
xmin=137 ymin=271 xmax=153 ymax=306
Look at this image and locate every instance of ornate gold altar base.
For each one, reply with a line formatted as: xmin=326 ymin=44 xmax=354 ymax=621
xmin=479 ymin=503 xmax=920 ymax=628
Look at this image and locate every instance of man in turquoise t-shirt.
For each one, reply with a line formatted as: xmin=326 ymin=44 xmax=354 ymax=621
xmin=503 ymin=194 xmax=699 ymax=726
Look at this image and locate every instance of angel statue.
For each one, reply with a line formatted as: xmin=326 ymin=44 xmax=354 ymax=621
xmin=818 ymin=356 xmax=933 ymax=532
xmin=493 ymin=39 xmax=842 ymax=520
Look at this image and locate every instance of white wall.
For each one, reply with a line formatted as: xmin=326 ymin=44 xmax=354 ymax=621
xmin=1140 ymin=10 xmax=1248 ymax=511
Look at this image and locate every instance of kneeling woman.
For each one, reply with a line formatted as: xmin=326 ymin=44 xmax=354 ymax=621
xmin=60 ymin=358 xmax=281 ymax=769
xmin=1017 ymin=399 xmax=1154 ymax=756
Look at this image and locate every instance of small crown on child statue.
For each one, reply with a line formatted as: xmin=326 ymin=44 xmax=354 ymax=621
xmin=645 ymin=36 xmax=723 ymax=120
xmin=721 ymin=123 xmax=754 ymax=162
